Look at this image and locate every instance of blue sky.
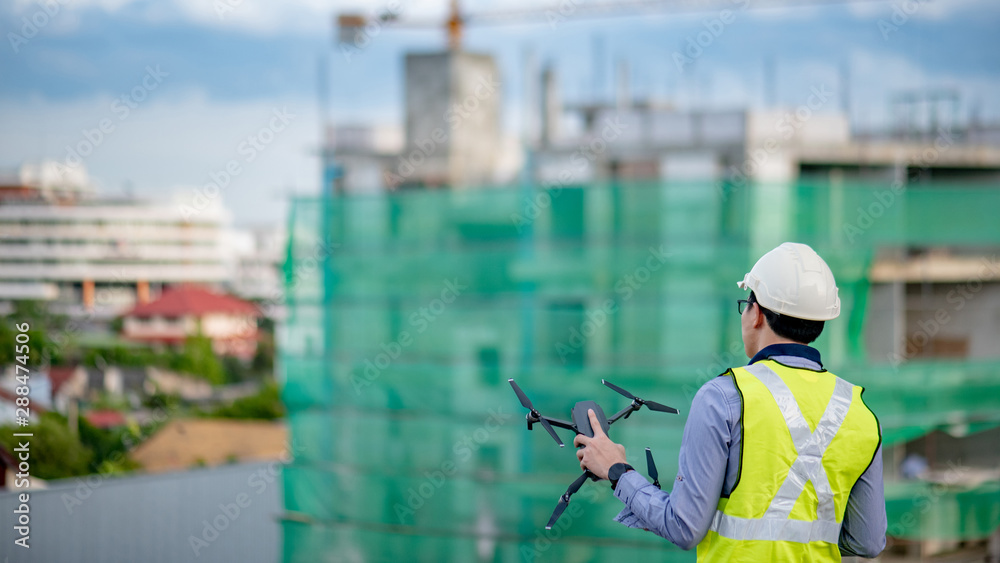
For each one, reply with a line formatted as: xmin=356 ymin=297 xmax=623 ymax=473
xmin=2 ymin=0 xmax=999 ymax=226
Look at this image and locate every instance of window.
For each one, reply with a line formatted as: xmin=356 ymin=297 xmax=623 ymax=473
xmin=478 ymin=347 xmax=501 ymax=387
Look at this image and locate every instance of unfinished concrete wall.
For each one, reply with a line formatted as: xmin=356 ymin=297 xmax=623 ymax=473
xmin=404 ymin=51 xmax=500 ymax=188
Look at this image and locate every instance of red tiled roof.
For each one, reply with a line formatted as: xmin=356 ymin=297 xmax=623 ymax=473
xmin=84 ymin=409 xmax=128 ymax=429
xmin=49 ymin=365 xmax=78 ymax=394
xmin=124 ymin=285 xmax=259 ymax=318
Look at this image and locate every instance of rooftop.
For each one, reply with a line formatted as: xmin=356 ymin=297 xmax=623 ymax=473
xmin=124 ymin=285 xmax=259 ymax=318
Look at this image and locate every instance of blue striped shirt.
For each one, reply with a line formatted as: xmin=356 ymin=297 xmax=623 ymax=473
xmin=612 ymin=344 xmax=887 ymax=557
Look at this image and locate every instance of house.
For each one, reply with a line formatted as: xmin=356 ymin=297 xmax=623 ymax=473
xmin=121 ymin=285 xmax=260 ymax=360
xmin=0 ymin=386 xmax=42 ymax=426
xmin=49 ymin=365 xmax=88 ymax=412
xmin=83 ymin=409 xmax=129 ymax=429
xmin=146 ymin=366 xmax=213 ymax=401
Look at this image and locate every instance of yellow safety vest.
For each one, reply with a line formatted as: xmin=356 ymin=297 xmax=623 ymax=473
xmin=696 ymin=359 xmax=881 ymax=562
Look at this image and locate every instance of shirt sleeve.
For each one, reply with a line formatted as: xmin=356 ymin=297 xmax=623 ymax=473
xmin=612 ymin=377 xmax=734 ymax=550
xmin=838 ymin=445 xmax=887 ymax=558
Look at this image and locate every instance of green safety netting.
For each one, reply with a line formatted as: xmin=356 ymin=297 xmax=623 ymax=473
xmin=280 ymin=181 xmax=1000 ymax=562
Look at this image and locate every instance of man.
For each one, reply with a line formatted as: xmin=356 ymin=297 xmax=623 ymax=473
xmin=575 ymin=242 xmax=886 ymax=561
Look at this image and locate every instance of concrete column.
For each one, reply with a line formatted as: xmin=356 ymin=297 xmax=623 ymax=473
xmin=83 ymin=279 xmax=95 ymax=310
xmin=137 ymin=280 xmax=150 ymax=304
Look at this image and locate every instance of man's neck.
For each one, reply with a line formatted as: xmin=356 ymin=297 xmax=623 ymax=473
xmin=750 ymin=334 xmax=801 ymax=358
xmin=748 ymin=341 xmax=822 ymax=367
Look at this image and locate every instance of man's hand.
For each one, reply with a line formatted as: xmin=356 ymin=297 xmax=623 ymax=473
xmin=573 ymin=409 xmax=627 ymax=480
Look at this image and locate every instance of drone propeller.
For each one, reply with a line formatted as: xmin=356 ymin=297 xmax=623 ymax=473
xmin=645 ymin=447 xmax=660 ymax=489
xmin=546 ymin=471 xmax=590 ymax=529
xmin=509 ymin=379 xmax=564 ymax=447
xmin=602 ymin=379 xmax=679 ymax=414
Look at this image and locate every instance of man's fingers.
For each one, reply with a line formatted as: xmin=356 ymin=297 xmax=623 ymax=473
xmin=588 ymin=409 xmax=606 ymax=437
xmin=573 ymin=434 xmax=589 ymax=448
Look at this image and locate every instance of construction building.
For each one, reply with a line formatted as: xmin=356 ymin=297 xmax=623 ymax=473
xmin=294 ymin=12 xmax=1000 ymax=552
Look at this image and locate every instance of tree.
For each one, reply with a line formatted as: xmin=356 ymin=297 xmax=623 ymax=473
xmin=209 ymin=381 xmax=284 ymax=420
xmin=222 ymin=355 xmax=249 ymax=383
xmin=169 ymin=335 xmax=224 ymax=385
xmin=76 ymin=416 xmax=140 ymax=474
xmin=250 ymin=333 xmax=275 ymax=377
xmin=0 ymin=412 xmax=92 ymax=479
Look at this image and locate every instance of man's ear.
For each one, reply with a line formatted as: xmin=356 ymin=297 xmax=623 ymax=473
xmin=752 ymin=305 xmax=767 ymax=329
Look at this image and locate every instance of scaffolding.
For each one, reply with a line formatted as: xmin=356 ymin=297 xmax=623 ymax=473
xmin=280 ymin=180 xmax=1000 ymax=561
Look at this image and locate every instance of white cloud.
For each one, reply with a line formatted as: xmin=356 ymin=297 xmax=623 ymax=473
xmin=0 ymin=90 xmax=325 ymax=227
xmin=846 ymin=0 xmax=999 ymax=21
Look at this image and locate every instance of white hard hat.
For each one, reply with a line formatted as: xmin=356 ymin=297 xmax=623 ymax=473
xmin=737 ymin=242 xmax=840 ymax=321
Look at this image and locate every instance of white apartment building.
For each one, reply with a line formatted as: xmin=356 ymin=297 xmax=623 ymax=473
xmin=0 ymin=162 xmax=229 ymax=317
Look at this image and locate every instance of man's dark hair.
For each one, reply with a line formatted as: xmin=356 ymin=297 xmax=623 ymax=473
xmin=748 ymin=291 xmax=825 ymax=344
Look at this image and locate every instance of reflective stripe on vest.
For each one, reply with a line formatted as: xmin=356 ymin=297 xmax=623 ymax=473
xmin=706 ymin=363 xmax=854 ymax=544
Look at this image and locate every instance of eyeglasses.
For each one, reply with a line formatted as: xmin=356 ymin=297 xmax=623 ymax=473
xmin=737 ymin=299 xmax=751 ymax=315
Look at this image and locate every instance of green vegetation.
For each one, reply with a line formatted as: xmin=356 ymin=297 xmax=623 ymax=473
xmin=77 ymin=415 xmax=141 ymax=474
xmin=81 ymin=335 xmax=232 ymax=385
xmin=207 ymin=381 xmax=284 ymax=420
xmin=0 ymin=300 xmax=283 ymax=480
xmin=1 ymin=300 xmax=275 ymax=385
xmin=0 ymin=413 xmax=91 ymax=479
xmin=0 ymin=301 xmax=70 ymax=366
xmin=167 ymin=335 xmax=225 ymax=385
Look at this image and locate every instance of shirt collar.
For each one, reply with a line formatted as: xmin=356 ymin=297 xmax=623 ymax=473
xmin=748 ymin=343 xmax=823 ymax=367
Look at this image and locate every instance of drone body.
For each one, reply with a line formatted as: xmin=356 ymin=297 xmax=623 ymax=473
xmin=571 ymin=400 xmax=609 ymax=438
xmin=508 ymin=378 xmax=679 ymax=529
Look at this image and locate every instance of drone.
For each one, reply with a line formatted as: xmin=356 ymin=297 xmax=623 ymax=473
xmin=508 ymin=378 xmax=679 ymax=529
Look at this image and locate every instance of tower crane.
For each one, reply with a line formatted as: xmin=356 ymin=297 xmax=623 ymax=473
xmin=336 ymin=0 xmax=890 ymax=51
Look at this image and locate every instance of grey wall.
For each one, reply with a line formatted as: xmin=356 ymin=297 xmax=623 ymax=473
xmin=0 ymin=461 xmax=282 ymax=563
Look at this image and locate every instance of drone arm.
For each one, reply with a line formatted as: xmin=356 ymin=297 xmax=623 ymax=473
xmin=545 ymin=470 xmax=592 ymax=529
xmin=543 ymin=416 xmax=575 ymax=431
xmin=607 ymin=403 xmax=639 ymax=425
